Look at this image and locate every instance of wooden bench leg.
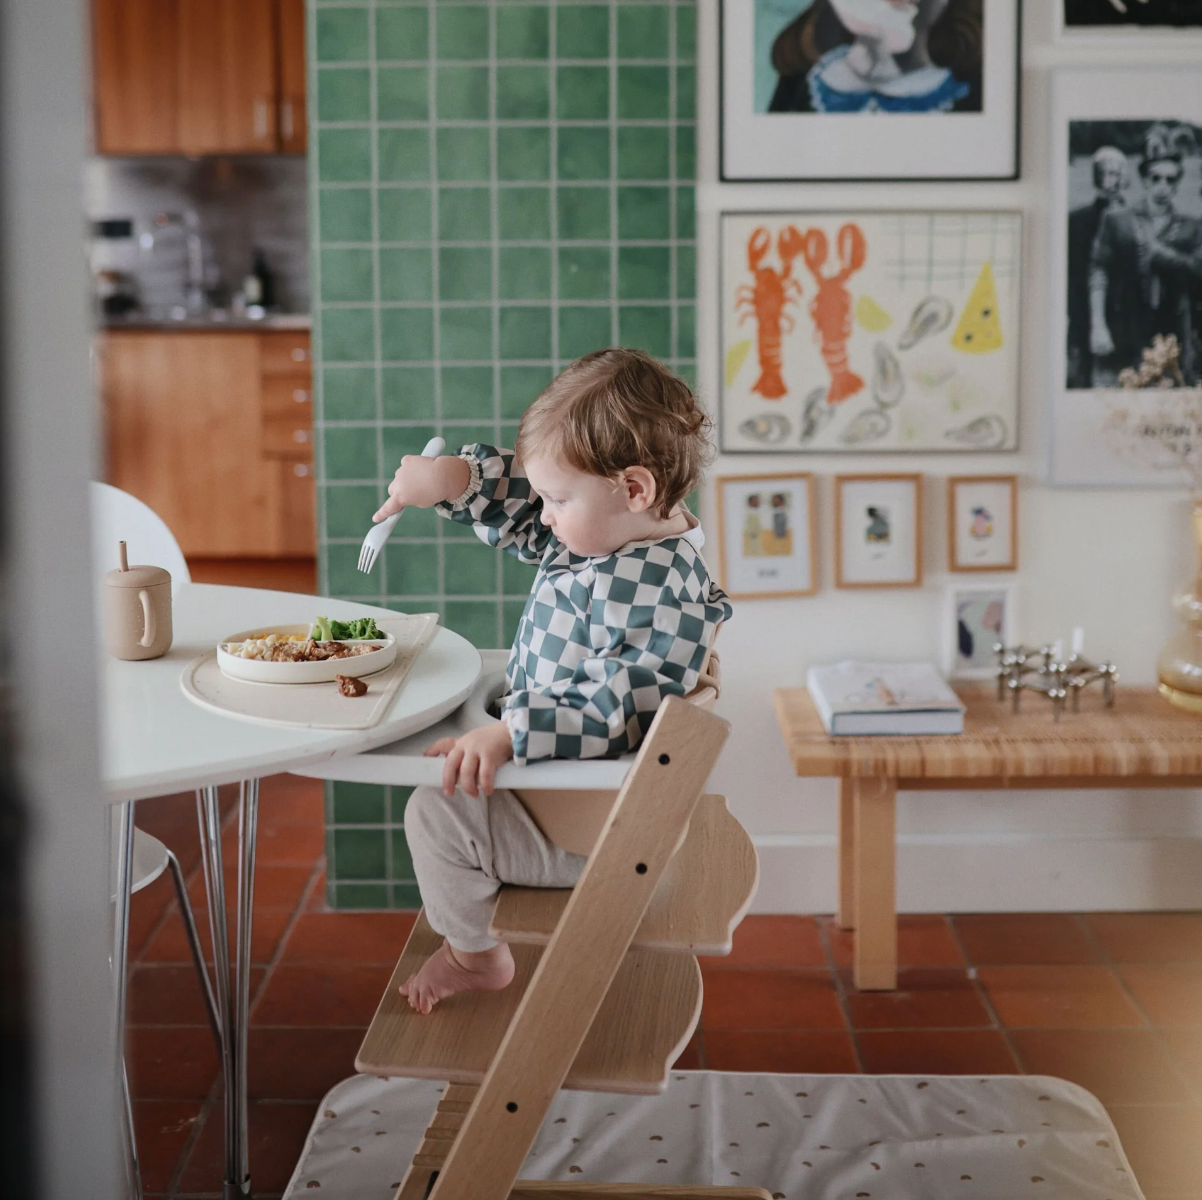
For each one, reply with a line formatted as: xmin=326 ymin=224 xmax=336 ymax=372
xmin=393 ymin=1084 xmax=478 ymax=1200
xmin=852 ymin=777 xmax=897 ymax=992
xmin=837 ymin=778 xmax=856 ymax=931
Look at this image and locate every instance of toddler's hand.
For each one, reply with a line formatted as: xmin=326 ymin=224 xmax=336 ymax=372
xmin=424 ymin=722 xmax=514 ymax=798
xmin=373 ymin=455 xmax=471 ymax=522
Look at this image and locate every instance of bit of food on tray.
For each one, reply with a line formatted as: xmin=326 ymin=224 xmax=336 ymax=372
xmin=311 ymin=616 xmax=385 ymax=641
xmin=336 ymin=674 xmax=369 ymax=697
xmin=222 ymin=635 xmax=382 ymax=662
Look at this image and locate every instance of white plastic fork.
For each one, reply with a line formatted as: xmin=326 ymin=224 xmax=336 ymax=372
xmin=357 ymin=436 xmax=445 ymax=573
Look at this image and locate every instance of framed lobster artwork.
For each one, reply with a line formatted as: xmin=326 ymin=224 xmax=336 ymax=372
xmin=720 ymin=211 xmax=1022 ymax=455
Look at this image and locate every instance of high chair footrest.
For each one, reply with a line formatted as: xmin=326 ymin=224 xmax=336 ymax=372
xmin=491 ymin=795 xmax=758 ymax=956
xmin=357 ymin=911 xmax=701 ymax=1095
xmin=509 ymin=1186 xmax=773 ymax=1199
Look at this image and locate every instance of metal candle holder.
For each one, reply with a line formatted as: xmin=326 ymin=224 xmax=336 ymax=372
xmin=993 ymin=642 xmax=1118 ymax=721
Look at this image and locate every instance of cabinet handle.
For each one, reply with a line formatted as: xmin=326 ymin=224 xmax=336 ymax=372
xmin=291 ymin=346 xmax=307 ymax=362
xmin=293 ymin=429 xmax=309 ymax=443
xmin=294 ymin=463 xmax=311 ymax=477
xmin=254 ymin=98 xmax=270 ymax=140
xmin=293 ymin=388 xmax=309 ymax=403
xmin=281 ymin=99 xmax=294 ymax=142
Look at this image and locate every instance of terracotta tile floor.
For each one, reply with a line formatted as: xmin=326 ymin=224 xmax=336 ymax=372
xmin=126 ymin=775 xmax=1202 ymax=1199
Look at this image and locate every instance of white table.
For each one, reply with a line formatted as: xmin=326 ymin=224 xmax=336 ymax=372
xmin=102 ymin=584 xmax=480 ymax=1200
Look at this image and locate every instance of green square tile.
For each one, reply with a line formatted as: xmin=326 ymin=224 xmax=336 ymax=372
xmin=315 ymin=7 xmax=369 ymax=62
xmin=332 ymin=883 xmax=389 ymax=909
xmin=497 ymin=187 xmax=550 ymax=241
xmin=617 ymin=4 xmax=669 ymax=58
xmin=383 ymin=541 xmax=439 ymax=595
xmin=379 ymin=247 xmax=433 ymax=302
xmin=675 ymin=185 xmax=695 ymax=239
xmin=617 ymin=126 xmax=669 ymax=179
xmin=378 ymin=187 xmax=432 ymax=242
xmin=503 ymin=598 xmax=530 ymax=645
xmin=676 ymin=361 xmax=697 ymax=391
xmin=317 ymin=68 xmax=371 ymax=122
xmin=442 ymin=425 xmax=497 ymax=459
xmin=331 ymin=781 xmax=386 ymax=823
xmin=441 ymin=366 xmax=494 ymax=420
xmin=497 ymin=65 xmax=549 ymax=120
xmin=332 ymin=828 xmax=386 ymax=878
xmin=321 ymin=307 xmax=375 ymax=361
xmin=378 ymin=128 xmax=431 ymax=182
xmin=376 ymin=5 xmax=428 ymax=60
xmin=557 ymin=5 xmax=609 ymax=58
xmin=440 ymin=307 xmax=493 ymax=361
xmin=437 ymin=128 xmax=491 ymax=181
xmin=445 ymin=542 xmax=497 ymax=595
xmin=556 ymin=66 xmax=608 ymax=120
xmin=390 ymin=829 xmax=416 ymax=880
xmin=499 ymin=307 xmax=551 ymax=360
xmin=377 ymin=66 xmax=429 ymax=121
xmin=322 ymin=484 xmax=379 ymax=538
xmin=437 ymin=65 xmax=490 ymax=120
xmin=617 ymin=245 xmax=670 ymax=300
xmin=500 ymin=365 xmax=552 ymax=418
xmin=676 ymin=125 xmax=695 ymax=179
xmin=437 ymin=5 xmax=489 ymax=58
xmin=320 ymin=187 xmax=372 ymax=242
xmin=326 ymin=543 xmax=383 ymax=598
xmin=323 ymin=425 xmax=378 ymax=480
xmin=503 ymin=553 xmax=537 ymax=596
xmin=439 ymin=247 xmax=492 ymax=301
xmin=380 ymin=307 xmax=435 ymax=361
xmin=497 ymin=126 xmax=550 ymax=180
xmin=388 ymin=785 xmax=414 ymax=824
xmin=558 ymin=127 xmax=609 ymax=181
xmin=321 ymin=248 xmax=374 ymax=302
xmin=558 ymin=305 xmax=612 ymax=358
xmin=500 ymin=422 xmax=521 ymax=447
xmin=619 ymin=305 xmax=671 ymax=358
xmin=499 ymin=247 xmax=551 ymax=300
xmin=438 ymin=188 xmax=491 ymax=241
xmin=617 ymin=66 xmax=669 ymax=120
xmin=676 ymin=244 xmax=696 ymax=299
xmin=677 ymin=303 xmax=696 ymax=358
xmin=445 ymin=600 xmax=501 ymax=648
xmin=381 ymin=366 xmax=436 ymax=419
xmin=617 ymin=186 xmax=670 ymax=240
xmin=322 ymin=367 xmax=376 ymax=420
xmin=559 ymin=246 xmax=610 ymax=300
xmin=677 ymin=4 xmax=696 ymax=59
xmin=557 ymin=187 xmax=610 ymax=240
xmin=391 ymin=882 xmax=423 ymax=909
xmin=497 ymin=5 xmax=549 ymax=59
xmin=318 ymin=129 xmax=372 ymax=182
xmin=382 ymin=427 xmax=439 ymax=480
xmin=677 ymin=65 xmax=696 ymax=120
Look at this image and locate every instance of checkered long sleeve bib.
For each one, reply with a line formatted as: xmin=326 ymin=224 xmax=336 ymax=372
xmin=437 ymin=444 xmax=733 ymax=766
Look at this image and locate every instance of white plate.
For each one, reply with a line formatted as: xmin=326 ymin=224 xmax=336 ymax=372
xmin=217 ymin=624 xmax=397 ymax=685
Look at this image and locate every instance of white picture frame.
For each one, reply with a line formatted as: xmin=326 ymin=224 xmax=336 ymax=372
xmin=943 ymin=582 xmax=1018 ymax=680
xmin=947 ymin=475 xmax=1018 ymax=572
xmin=716 ymin=472 xmax=818 ymax=599
xmin=835 ymin=473 xmax=922 ymax=589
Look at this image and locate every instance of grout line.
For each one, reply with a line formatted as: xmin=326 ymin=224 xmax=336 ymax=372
xmin=814 ymin=915 xmax=865 ymax=1072
xmin=945 ymin=914 xmax=1025 ymax=1073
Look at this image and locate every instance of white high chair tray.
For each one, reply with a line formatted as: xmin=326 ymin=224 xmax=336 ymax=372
xmin=283 ymin=1070 xmax=1140 ymax=1199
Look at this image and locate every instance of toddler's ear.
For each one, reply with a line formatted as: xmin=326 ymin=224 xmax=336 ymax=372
xmin=623 ymin=465 xmax=658 ymax=513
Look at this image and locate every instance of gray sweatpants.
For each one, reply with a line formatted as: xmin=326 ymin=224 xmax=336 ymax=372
xmin=404 ymin=785 xmax=587 ymax=952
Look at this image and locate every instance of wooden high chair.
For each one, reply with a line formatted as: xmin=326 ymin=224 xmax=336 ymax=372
xmin=354 ymin=668 xmax=767 ymax=1200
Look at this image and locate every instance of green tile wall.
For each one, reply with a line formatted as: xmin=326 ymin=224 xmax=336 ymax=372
xmin=311 ymin=0 xmax=696 ymax=907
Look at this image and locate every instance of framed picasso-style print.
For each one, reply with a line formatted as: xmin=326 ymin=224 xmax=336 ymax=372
xmin=716 ymin=472 xmax=818 ymax=599
xmin=943 ymin=582 xmax=1017 ymax=679
xmin=947 ymin=475 xmax=1018 ymax=572
xmin=720 ymin=0 xmax=1022 ymax=181
xmin=1049 ymin=68 xmax=1202 ymax=486
xmin=835 ymin=473 xmax=922 ymax=589
xmin=1060 ymin=0 xmax=1202 ymax=37
xmin=720 ymin=211 xmax=1021 ymax=454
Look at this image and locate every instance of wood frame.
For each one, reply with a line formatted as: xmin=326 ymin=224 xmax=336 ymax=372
xmin=834 ymin=473 xmax=922 ymax=590
xmin=946 ymin=474 xmax=1019 ymax=573
xmin=942 ymin=581 xmax=1018 ymax=680
xmin=714 ymin=472 xmax=817 ymax=600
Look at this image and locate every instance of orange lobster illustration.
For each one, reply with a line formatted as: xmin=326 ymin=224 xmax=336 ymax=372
xmin=734 ymin=225 xmax=806 ymax=400
xmin=801 ymin=223 xmax=867 ymax=405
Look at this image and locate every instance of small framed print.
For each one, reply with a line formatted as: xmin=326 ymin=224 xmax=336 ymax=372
xmin=716 ymin=472 xmax=817 ymax=599
xmin=944 ymin=582 xmax=1018 ymax=679
xmin=835 ymin=474 xmax=922 ymax=589
xmin=947 ymin=475 xmax=1018 ymax=573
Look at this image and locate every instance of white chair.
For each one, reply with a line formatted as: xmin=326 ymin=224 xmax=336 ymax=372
xmin=90 ymin=480 xmax=190 ymax=595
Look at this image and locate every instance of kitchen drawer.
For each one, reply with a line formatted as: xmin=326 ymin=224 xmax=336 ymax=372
xmin=262 ymin=413 xmax=313 ymax=460
xmin=259 ymin=331 xmax=310 ymax=375
xmin=261 ymin=374 xmax=312 ymax=419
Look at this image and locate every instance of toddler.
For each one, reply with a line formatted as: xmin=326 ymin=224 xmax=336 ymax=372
xmin=372 ymin=348 xmax=732 ymax=1013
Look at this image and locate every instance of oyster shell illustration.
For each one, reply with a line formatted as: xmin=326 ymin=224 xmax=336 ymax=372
xmin=738 ymin=412 xmax=791 ymax=445
xmin=840 ymin=408 xmax=892 ymax=446
xmin=872 ymin=343 xmax=905 ymax=409
xmin=944 ymin=415 xmax=1008 ymax=449
xmin=799 ymin=386 xmax=836 ymax=443
xmin=898 ymin=296 xmax=954 ymax=351
xmin=910 ymin=358 xmax=956 ymax=389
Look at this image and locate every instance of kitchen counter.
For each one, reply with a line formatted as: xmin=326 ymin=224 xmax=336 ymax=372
xmin=100 ymin=312 xmax=311 ymax=332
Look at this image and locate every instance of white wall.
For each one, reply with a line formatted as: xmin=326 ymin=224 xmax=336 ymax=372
xmin=698 ymin=1 xmax=1202 ymax=913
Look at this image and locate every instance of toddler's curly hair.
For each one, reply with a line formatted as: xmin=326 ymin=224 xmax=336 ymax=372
xmin=515 ymin=348 xmax=712 ymax=519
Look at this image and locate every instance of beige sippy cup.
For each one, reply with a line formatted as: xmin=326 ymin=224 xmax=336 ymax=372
xmin=102 ymin=540 xmax=173 ymax=660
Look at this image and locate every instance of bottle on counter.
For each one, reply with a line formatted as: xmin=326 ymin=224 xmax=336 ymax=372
xmin=242 ymin=248 xmax=275 ymax=317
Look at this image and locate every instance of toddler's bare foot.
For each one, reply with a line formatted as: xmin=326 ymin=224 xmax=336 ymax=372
xmin=399 ymin=939 xmax=515 ymax=1014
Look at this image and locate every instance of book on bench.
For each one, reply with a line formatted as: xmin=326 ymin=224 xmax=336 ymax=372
xmin=806 ymin=661 xmax=966 ymax=736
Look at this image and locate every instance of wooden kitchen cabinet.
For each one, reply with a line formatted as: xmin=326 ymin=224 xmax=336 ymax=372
xmin=101 ymin=330 xmax=314 ymax=558
xmin=276 ymin=0 xmax=307 ymax=155
xmin=93 ymin=0 xmax=179 ymax=154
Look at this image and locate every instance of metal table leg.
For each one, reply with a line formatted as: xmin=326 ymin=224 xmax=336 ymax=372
xmin=112 ymin=799 xmax=143 ymax=1199
xmin=196 ymin=780 xmax=259 ymax=1200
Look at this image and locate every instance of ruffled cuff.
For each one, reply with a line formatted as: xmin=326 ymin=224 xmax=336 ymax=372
xmin=447 ymin=452 xmax=483 ymax=510
xmin=499 ymin=705 xmax=528 ymax=767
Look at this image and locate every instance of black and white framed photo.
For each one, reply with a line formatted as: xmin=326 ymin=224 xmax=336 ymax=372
xmin=947 ymin=475 xmax=1018 ymax=572
xmin=721 ymin=0 xmax=1022 ymax=181
xmin=715 ymin=472 xmax=818 ymax=598
xmin=942 ymin=582 xmax=1017 ymax=679
xmin=835 ymin=473 xmax=922 ymax=589
xmin=1049 ymin=68 xmax=1202 ymax=486
xmin=1060 ymin=0 xmax=1202 ymax=36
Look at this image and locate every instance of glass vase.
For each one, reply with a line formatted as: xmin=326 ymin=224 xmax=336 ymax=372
xmin=1157 ymin=501 xmax=1202 ymax=712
